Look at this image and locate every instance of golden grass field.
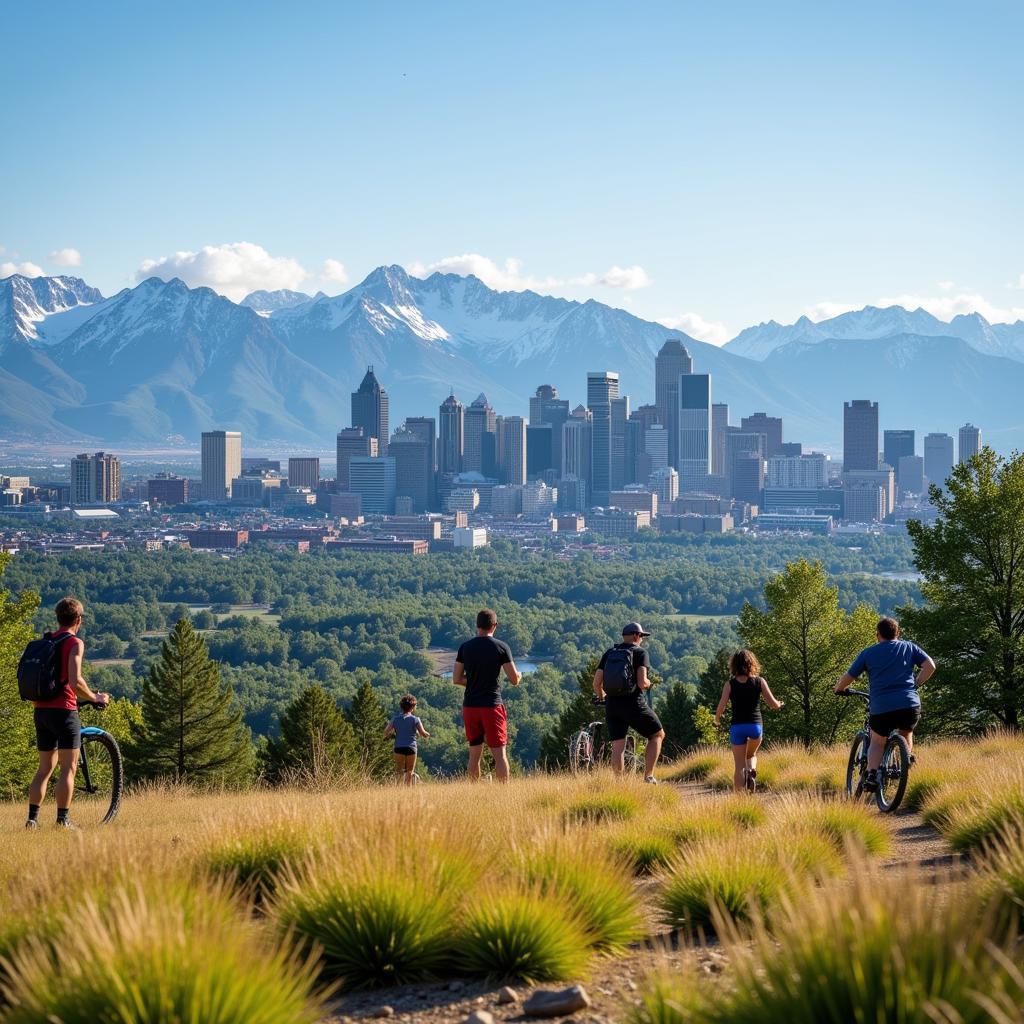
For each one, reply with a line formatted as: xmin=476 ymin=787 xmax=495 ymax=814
xmin=0 ymin=734 xmax=1022 ymax=1023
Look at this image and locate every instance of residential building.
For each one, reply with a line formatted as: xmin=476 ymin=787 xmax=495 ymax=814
xmin=587 ymin=370 xmax=619 ymax=505
xmin=201 ymin=431 xmax=242 ymax=501
xmin=655 ymin=339 xmax=692 ymax=469
xmin=843 ymin=400 xmax=879 ymax=471
xmin=767 ymin=453 xmax=829 ymax=489
xmin=924 ymin=433 xmax=955 ymax=490
xmin=958 ymin=423 xmax=981 ymax=464
xmin=71 ymin=451 xmax=122 ymax=505
xmin=678 ymin=373 xmax=711 ymax=493
xmin=348 ymin=456 xmax=397 ymax=515
xmin=351 ymin=366 xmax=389 ymax=453
xmin=439 ymin=394 xmax=464 ymax=475
xmin=287 ymin=457 xmax=320 ymax=490
xmin=336 ymin=427 xmax=377 ymax=491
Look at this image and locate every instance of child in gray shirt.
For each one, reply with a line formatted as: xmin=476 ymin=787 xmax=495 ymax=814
xmin=384 ymin=694 xmax=430 ymax=785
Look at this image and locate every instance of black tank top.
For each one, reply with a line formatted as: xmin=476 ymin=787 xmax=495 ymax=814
xmin=729 ymin=676 xmax=763 ymax=725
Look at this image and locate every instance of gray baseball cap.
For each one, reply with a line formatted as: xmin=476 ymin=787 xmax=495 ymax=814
xmin=622 ymin=622 xmax=651 ymax=637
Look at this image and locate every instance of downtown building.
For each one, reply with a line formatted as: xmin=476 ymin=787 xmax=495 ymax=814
xmin=924 ymin=433 xmax=955 ymax=490
xmin=655 ymin=339 xmax=692 ymax=470
xmin=287 ymin=457 xmax=320 ymax=490
xmin=958 ymin=423 xmax=981 ymax=464
xmin=463 ymin=394 xmax=497 ymax=476
xmin=336 ymin=427 xmax=377 ymax=491
xmin=351 ymin=367 xmax=390 ymax=454
xmin=348 ymin=456 xmax=397 ymax=515
xmin=71 ymin=452 xmax=121 ymax=506
xmin=678 ymin=373 xmax=712 ymax=494
xmin=200 ymin=431 xmax=241 ymax=501
xmin=587 ymin=371 xmax=619 ymax=505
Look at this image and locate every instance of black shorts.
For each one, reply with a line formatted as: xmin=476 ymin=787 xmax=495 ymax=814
xmin=394 ymin=746 xmax=416 ymax=756
xmin=605 ymin=695 xmax=663 ymax=742
xmin=34 ymin=708 xmax=81 ymax=751
xmin=869 ymin=706 xmax=921 ymax=736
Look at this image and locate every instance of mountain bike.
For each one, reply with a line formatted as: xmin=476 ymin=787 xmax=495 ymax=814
xmin=841 ymin=689 xmax=910 ymax=813
xmin=568 ymin=698 xmax=643 ymax=773
xmin=74 ymin=700 xmax=124 ymax=825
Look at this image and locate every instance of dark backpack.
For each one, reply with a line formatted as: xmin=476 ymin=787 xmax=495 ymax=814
xmin=17 ymin=632 xmax=72 ymax=702
xmin=602 ymin=646 xmax=636 ymax=697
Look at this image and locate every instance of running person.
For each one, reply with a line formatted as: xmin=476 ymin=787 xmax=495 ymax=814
xmin=384 ymin=694 xmax=430 ymax=786
xmin=835 ymin=616 xmax=935 ymax=792
xmin=26 ymin=597 xmax=110 ymax=829
xmin=453 ymin=609 xmax=521 ymax=783
xmin=593 ymin=623 xmax=665 ymax=783
xmin=714 ymin=649 xmax=784 ymax=793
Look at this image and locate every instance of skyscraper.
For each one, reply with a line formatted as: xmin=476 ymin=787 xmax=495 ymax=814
xmin=526 ymin=425 xmax=554 ymax=477
xmin=732 ymin=453 xmax=765 ymax=507
xmin=883 ymin=430 xmax=915 ymax=484
xmin=463 ymin=394 xmax=497 ymax=474
xmin=924 ymin=433 xmax=955 ymax=489
xmin=561 ymin=407 xmax=592 ymax=502
xmin=71 ymin=452 xmax=122 ymax=505
xmin=898 ymin=455 xmax=925 ymax=495
xmin=740 ymin=413 xmax=783 ymax=458
xmin=438 ymin=394 xmax=464 ymax=475
xmin=336 ymin=427 xmax=377 ymax=491
xmin=497 ymin=415 xmax=527 ymax=485
xmin=644 ymin=424 xmax=669 ymax=471
xmin=726 ymin=431 xmax=764 ymax=499
xmin=655 ymin=340 xmax=693 ymax=470
xmin=201 ymin=431 xmax=242 ymax=501
xmin=843 ymin=400 xmax=879 ymax=471
xmin=958 ymin=423 xmax=981 ymax=464
xmin=711 ymin=403 xmax=730 ymax=476
xmin=678 ymin=374 xmax=711 ymax=493
xmin=588 ymin=371 xmax=619 ymax=505
xmin=351 ymin=366 xmax=390 ymax=453
xmin=287 ymin=457 xmax=320 ymax=490
xmin=348 ymin=456 xmax=397 ymax=515
xmin=611 ymin=395 xmax=631 ymax=489
xmin=529 ymin=384 xmax=570 ymax=475
xmin=389 ymin=427 xmax=432 ymax=512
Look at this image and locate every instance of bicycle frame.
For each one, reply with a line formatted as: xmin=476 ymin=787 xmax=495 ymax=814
xmin=78 ymin=726 xmax=106 ymax=795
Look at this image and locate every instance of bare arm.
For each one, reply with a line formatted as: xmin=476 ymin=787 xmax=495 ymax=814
xmin=916 ymin=656 xmax=936 ymax=687
xmin=452 ymin=660 xmax=466 ymax=688
xmin=714 ymin=680 xmax=731 ymax=724
xmin=593 ymin=668 xmax=605 ymax=700
xmin=69 ymin=642 xmax=107 ymax=706
xmin=416 ymin=722 xmax=430 ymax=738
xmin=760 ymin=678 xmax=785 ymax=711
xmin=834 ymin=672 xmax=856 ymax=694
xmin=636 ymin=666 xmax=649 ymax=691
xmin=383 ymin=723 xmax=395 ymax=738
xmin=502 ymin=661 xmax=522 ymax=687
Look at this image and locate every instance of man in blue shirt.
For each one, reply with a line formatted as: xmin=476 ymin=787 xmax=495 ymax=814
xmin=835 ymin=616 xmax=936 ymax=792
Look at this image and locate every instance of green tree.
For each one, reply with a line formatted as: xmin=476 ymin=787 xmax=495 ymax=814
xmin=132 ymin=618 xmax=255 ymax=786
xmin=0 ymin=554 xmax=40 ymax=798
xmin=346 ymin=680 xmax=392 ymax=780
xmin=539 ymin=657 xmax=600 ymax=768
xmin=656 ymin=682 xmax=700 ymax=757
xmin=902 ymin=448 xmax=1024 ymax=730
xmin=261 ymin=684 xmax=356 ymax=784
xmin=737 ymin=560 xmax=876 ymax=747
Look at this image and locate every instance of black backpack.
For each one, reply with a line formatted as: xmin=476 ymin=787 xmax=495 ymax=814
xmin=602 ymin=646 xmax=636 ymax=697
xmin=17 ymin=632 xmax=72 ymax=702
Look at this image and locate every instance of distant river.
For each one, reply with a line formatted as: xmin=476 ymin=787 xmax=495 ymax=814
xmin=441 ymin=659 xmax=544 ymax=679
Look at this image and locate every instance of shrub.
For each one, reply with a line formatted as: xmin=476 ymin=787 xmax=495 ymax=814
xmin=722 ymin=800 xmax=766 ymax=830
xmin=794 ymin=802 xmax=892 ymax=857
xmin=939 ymin=776 xmax=1024 ymax=852
xmin=665 ymin=750 xmax=721 ymax=782
xmin=564 ymin=791 xmax=642 ymax=825
xmin=1 ymin=881 xmax=322 ymax=1024
xmin=612 ymin=829 xmax=678 ymax=875
xmin=978 ymin=820 xmax=1024 ymax=933
xmin=631 ymin=972 xmax=702 ymax=1024
xmin=455 ymin=891 xmax=589 ymax=982
xmin=201 ymin=822 xmax=314 ymax=899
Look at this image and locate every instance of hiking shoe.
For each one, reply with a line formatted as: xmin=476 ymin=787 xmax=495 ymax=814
xmin=55 ymin=819 xmax=77 ymax=830
xmin=745 ymin=768 xmax=757 ymax=793
xmin=644 ymin=775 xmax=659 ymax=785
xmin=862 ymin=769 xmax=879 ymax=793
xmin=25 ymin=819 xmax=39 ymax=830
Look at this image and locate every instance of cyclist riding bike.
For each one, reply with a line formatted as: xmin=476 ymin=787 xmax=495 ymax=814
xmin=834 ymin=616 xmax=935 ymax=793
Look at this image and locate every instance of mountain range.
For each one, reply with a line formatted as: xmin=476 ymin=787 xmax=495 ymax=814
xmin=1 ymin=266 xmax=1023 ymax=451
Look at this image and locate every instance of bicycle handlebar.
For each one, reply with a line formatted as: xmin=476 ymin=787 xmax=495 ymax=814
xmin=838 ymin=688 xmax=870 ymax=701
xmin=77 ymin=699 xmax=108 ymax=710
xmin=591 ymin=696 xmax=606 ymax=706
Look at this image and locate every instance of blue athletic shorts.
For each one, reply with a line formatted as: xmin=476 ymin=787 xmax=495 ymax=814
xmin=729 ymin=722 xmax=763 ymax=745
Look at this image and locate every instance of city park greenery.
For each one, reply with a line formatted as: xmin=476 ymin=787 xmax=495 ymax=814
xmin=0 ymin=449 xmax=1021 ymax=788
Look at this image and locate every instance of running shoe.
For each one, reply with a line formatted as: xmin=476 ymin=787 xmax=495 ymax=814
xmin=862 ymin=769 xmax=879 ymax=793
xmin=644 ymin=775 xmax=659 ymax=785
xmin=25 ymin=819 xmax=39 ymax=830
xmin=745 ymin=768 xmax=757 ymax=793
xmin=55 ymin=819 xmax=77 ymax=830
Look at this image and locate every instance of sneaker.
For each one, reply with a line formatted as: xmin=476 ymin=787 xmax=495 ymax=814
xmin=644 ymin=775 xmax=659 ymax=785
xmin=745 ymin=768 xmax=757 ymax=793
xmin=863 ymin=769 xmax=879 ymax=793
xmin=55 ymin=818 xmax=76 ymax=830
xmin=25 ymin=819 xmax=39 ymax=830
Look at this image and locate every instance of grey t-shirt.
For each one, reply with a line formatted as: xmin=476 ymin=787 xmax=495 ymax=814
xmin=391 ymin=713 xmax=422 ymax=751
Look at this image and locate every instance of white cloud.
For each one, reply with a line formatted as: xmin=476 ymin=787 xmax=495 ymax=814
xmin=598 ymin=265 xmax=652 ymax=290
xmin=804 ymin=290 xmax=1024 ymax=324
xmin=136 ymin=242 xmax=309 ymax=301
xmin=0 ymin=260 xmax=44 ymax=278
xmin=657 ymin=311 xmax=730 ymax=346
xmin=321 ymin=259 xmax=349 ymax=285
xmin=938 ymin=280 xmax=955 ymax=291
xmin=49 ymin=247 xmax=82 ymax=267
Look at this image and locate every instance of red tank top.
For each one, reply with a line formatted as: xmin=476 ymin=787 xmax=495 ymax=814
xmin=33 ymin=633 xmax=81 ymax=711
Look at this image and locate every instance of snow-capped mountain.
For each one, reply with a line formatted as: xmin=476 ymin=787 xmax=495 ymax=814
xmin=239 ymin=288 xmax=321 ymax=315
xmin=726 ymin=305 xmax=1024 ymax=361
xmin=0 ymin=274 xmax=105 ymax=349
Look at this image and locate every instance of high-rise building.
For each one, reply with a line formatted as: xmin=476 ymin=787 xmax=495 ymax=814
xmin=767 ymin=453 xmax=829 ymax=489
xmin=463 ymin=393 xmax=497 ymax=474
xmin=497 ymin=415 xmax=527 ymax=485
xmin=389 ymin=427 xmax=432 ymax=512
xmin=711 ymin=403 xmax=730 ymax=476
xmin=958 ymin=423 xmax=981 ymax=464
xmin=644 ymin=425 xmax=669 ymax=471
xmin=732 ymin=453 xmax=765 ymax=507
xmin=526 ymin=425 xmax=554 ymax=478
xmin=649 ymin=466 xmax=679 ymax=505
xmin=678 ymin=374 xmax=711 ymax=493
xmin=843 ymin=481 xmax=887 ymax=522
xmin=898 ymin=455 xmax=925 ymax=495
xmin=147 ymin=474 xmax=189 ymax=506
xmin=924 ymin=433 xmax=955 ymax=490
xmin=336 ymin=427 xmax=377 ymax=491
xmin=740 ymin=413 xmax=783 ymax=458
xmin=287 ymin=457 xmax=320 ymax=490
xmin=611 ymin=395 xmax=631 ymax=490
xmin=844 ymin=467 xmax=895 ymax=516
xmin=71 ymin=452 xmax=122 ymax=505
xmin=655 ymin=340 xmax=693 ymax=469
xmin=405 ymin=417 xmax=437 ymax=467
xmin=201 ymin=431 xmax=242 ymax=501
xmin=587 ymin=371 xmax=619 ymax=504
xmin=348 ymin=456 xmax=397 ymax=515
xmin=726 ymin=431 xmax=764 ymax=500
xmin=351 ymin=366 xmax=390 ymax=453
xmin=562 ymin=409 xmax=592 ymax=502
xmin=438 ymin=395 xmax=464 ymax=475
xmin=529 ymin=385 xmax=570 ymax=474
xmin=883 ymin=430 xmax=915 ymax=484
xmin=843 ymin=400 xmax=879 ymax=471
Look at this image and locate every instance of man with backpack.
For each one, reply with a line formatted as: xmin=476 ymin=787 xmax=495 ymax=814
xmin=20 ymin=597 xmax=109 ymax=829
xmin=593 ymin=622 xmax=665 ymax=783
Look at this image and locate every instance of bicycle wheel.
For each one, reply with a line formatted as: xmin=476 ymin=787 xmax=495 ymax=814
xmin=74 ymin=729 xmax=123 ymax=825
xmin=876 ymin=734 xmax=910 ymax=813
xmin=622 ymin=734 xmax=643 ymax=774
xmin=846 ymin=732 xmax=868 ymax=799
xmin=568 ymin=730 xmax=592 ymax=773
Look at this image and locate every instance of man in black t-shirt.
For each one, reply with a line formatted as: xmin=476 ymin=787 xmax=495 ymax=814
xmin=453 ymin=608 xmax=522 ymax=782
xmin=593 ymin=622 xmax=665 ymax=783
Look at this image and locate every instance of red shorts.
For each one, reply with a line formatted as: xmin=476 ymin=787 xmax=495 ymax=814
xmin=462 ymin=705 xmax=508 ymax=748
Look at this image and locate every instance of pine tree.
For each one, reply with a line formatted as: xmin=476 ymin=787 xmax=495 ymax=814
xmin=346 ymin=680 xmax=393 ymax=780
xmin=0 ymin=554 xmax=40 ymax=797
xmin=133 ymin=618 xmax=255 ymax=786
xmin=262 ymin=684 xmax=356 ymax=784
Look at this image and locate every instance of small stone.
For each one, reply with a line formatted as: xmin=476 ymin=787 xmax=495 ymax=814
xmin=523 ymin=985 xmax=591 ymax=1018
xmin=625 ymin=981 xmax=638 ymax=992
xmin=372 ymin=1008 xmax=395 ymax=1019
xmin=496 ymin=986 xmax=518 ymax=1005
xmin=464 ymin=1012 xmax=495 ymax=1024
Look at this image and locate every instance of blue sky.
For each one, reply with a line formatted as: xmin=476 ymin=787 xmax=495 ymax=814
xmin=2 ymin=0 xmax=1022 ymax=342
